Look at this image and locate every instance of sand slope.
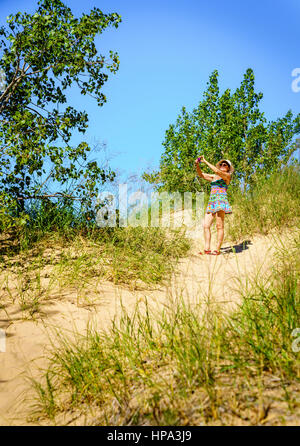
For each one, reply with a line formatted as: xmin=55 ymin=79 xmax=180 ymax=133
xmin=0 ymin=226 xmax=291 ymax=425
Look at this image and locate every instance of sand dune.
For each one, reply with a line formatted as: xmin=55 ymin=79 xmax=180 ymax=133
xmin=0 ymin=224 xmax=292 ymax=425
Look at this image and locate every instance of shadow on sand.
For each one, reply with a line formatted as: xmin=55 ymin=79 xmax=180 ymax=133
xmin=221 ymin=240 xmax=252 ymax=254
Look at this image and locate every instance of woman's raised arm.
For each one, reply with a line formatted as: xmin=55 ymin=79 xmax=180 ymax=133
xmin=200 ymin=156 xmax=231 ymax=184
xmin=194 ymin=159 xmax=215 ymax=182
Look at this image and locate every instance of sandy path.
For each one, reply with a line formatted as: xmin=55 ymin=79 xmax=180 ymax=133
xmin=0 ymin=228 xmax=286 ymax=425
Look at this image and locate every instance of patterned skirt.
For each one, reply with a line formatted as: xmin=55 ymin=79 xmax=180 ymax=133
xmin=206 ymin=186 xmax=232 ymax=214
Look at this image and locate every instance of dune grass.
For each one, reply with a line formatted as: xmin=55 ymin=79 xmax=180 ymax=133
xmin=29 ymin=230 xmax=300 ymax=425
xmin=2 ymin=164 xmax=300 ymax=422
xmin=227 ymin=165 xmax=300 ymax=242
xmin=0 ymin=225 xmax=191 ymax=317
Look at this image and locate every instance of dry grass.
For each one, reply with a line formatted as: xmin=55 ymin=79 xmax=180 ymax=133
xmin=27 ymin=232 xmax=300 ymax=425
xmin=0 ymin=226 xmax=191 ymax=318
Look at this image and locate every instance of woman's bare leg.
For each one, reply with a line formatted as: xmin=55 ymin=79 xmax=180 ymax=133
xmin=203 ymin=212 xmax=215 ymax=251
xmin=215 ymin=210 xmax=225 ymax=251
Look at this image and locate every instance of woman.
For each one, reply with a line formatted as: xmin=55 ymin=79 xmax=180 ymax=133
xmin=194 ymin=155 xmax=234 ymax=255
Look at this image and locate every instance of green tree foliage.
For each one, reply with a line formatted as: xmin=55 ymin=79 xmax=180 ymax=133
xmin=142 ymin=69 xmax=300 ymax=193
xmin=0 ymin=0 xmax=121 ymax=230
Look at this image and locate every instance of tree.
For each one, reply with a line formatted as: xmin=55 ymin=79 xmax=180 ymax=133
xmin=0 ymin=0 xmax=121 ymax=230
xmin=142 ymin=68 xmax=300 ymax=193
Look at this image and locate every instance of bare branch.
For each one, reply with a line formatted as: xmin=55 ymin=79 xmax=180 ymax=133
xmin=17 ymin=192 xmax=82 ymax=201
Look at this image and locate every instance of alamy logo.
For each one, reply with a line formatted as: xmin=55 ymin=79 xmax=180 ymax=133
xmin=291 ymin=328 xmax=300 ymax=353
xmin=291 ymin=68 xmax=300 ymax=93
xmin=0 ymin=328 xmax=6 ymax=353
xmin=95 ymin=186 xmax=204 ymax=228
xmin=0 ymin=68 xmax=6 ymax=92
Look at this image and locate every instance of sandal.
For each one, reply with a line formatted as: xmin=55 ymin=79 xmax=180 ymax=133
xmin=198 ymin=250 xmax=211 ymax=255
xmin=211 ymin=250 xmax=221 ymax=255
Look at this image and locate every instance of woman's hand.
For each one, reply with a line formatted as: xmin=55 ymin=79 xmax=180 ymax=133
xmin=195 ymin=155 xmax=204 ymax=167
xmin=194 ymin=155 xmax=205 ymax=166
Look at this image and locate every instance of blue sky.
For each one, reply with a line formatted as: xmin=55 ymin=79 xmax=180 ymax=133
xmin=0 ymin=0 xmax=299 ymax=185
